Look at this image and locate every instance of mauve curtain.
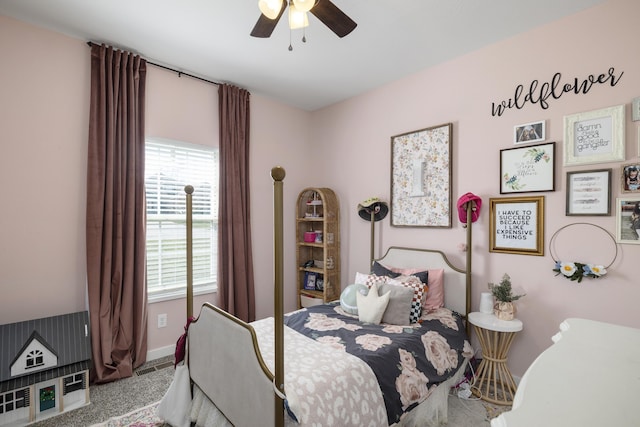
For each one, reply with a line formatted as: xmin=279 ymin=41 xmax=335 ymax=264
xmin=86 ymin=44 xmax=148 ymax=383
xmin=218 ymin=84 xmax=255 ymax=322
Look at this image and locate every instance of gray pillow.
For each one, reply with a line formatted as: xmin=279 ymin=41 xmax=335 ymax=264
xmin=379 ymin=283 xmax=414 ymax=325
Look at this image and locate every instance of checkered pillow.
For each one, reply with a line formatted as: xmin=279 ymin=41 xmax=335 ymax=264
xmin=354 ymin=272 xmax=388 ymax=288
xmin=387 ymin=277 xmax=426 ymax=323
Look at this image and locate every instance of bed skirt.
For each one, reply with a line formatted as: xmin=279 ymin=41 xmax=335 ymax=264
xmin=188 ymin=360 xmax=469 ymax=427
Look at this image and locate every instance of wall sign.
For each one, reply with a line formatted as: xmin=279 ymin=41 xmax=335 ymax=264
xmin=563 ymin=104 xmax=625 ymax=166
xmin=489 ymin=196 xmax=545 ymax=256
xmin=491 ymin=67 xmax=624 ymax=117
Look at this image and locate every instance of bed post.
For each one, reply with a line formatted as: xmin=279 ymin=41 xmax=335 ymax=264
xmin=465 ymin=202 xmax=472 ymax=336
xmin=185 ymin=185 xmax=194 ymax=319
xmin=272 ymin=167 xmax=286 ymax=427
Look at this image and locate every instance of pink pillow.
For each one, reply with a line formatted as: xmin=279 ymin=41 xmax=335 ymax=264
xmin=390 ymin=267 xmax=444 ymax=311
xmin=424 ymin=269 xmax=444 ymax=311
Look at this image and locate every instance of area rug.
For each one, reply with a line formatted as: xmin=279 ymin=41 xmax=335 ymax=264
xmin=90 ymin=397 xmax=509 ymax=427
xmin=89 ymin=402 xmax=165 ymax=427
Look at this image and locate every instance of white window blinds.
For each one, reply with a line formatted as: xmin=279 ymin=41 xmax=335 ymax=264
xmin=145 ymin=139 xmax=218 ymax=299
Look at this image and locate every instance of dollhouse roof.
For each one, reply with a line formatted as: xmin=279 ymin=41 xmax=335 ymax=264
xmin=0 ymin=311 xmax=91 ymax=392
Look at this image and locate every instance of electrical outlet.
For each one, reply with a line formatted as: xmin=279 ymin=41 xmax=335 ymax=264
xmin=157 ymin=313 xmax=167 ymax=328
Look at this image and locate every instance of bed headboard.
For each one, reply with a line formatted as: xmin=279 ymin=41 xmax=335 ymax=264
xmin=375 ymin=246 xmax=470 ymax=317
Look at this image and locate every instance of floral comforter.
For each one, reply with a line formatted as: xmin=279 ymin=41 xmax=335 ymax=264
xmin=284 ymin=303 xmax=473 ymax=425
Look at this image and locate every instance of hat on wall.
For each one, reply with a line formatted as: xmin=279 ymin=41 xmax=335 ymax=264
xmin=357 ymin=197 xmax=389 ymax=222
xmin=457 ymin=192 xmax=482 ymax=224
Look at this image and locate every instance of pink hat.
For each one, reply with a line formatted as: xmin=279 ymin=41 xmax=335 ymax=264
xmin=457 ymin=193 xmax=482 ymax=224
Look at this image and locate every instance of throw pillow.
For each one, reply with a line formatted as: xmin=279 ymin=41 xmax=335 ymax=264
xmin=371 ymin=261 xmax=401 ymax=278
xmin=339 ymin=283 xmax=368 ymax=315
xmin=388 ymin=265 xmax=429 ymax=290
xmin=424 ymin=269 xmax=445 ymax=311
xmin=387 ymin=277 xmax=426 ymax=323
xmin=389 ymin=266 xmax=443 ymax=309
xmin=378 ymin=283 xmax=414 ymax=325
xmin=354 ymin=272 xmax=388 ymax=287
xmin=356 ymin=282 xmax=390 ymax=324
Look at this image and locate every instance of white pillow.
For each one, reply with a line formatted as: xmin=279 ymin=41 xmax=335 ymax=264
xmin=356 ymin=282 xmax=390 ymax=324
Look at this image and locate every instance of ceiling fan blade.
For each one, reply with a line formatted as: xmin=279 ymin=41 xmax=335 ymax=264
xmin=310 ymin=0 xmax=357 ymax=38
xmin=250 ymin=1 xmax=287 ymax=38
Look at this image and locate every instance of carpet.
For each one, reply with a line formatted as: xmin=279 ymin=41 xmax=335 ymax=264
xmin=90 ymin=402 xmax=166 ymax=427
xmin=89 ymin=396 xmax=510 ymax=427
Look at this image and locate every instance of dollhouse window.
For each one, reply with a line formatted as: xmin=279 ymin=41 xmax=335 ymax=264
xmin=0 ymin=389 xmax=28 ymax=414
xmin=26 ymin=350 xmax=44 ymax=368
xmin=63 ymin=373 xmax=86 ymax=394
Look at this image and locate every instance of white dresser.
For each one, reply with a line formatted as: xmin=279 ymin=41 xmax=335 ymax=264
xmin=491 ymin=318 xmax=640 ymax=427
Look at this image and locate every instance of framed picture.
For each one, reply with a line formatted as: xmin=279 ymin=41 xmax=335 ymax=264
xmin=566 ymin=169 xmax=611 ymax=216
xmin=514 ymin=120 xmax=545 ymax=144
xmin=390 ymin=123 xmax=452 ymax=227
xmin=621 ymin=163 xmax=640 ymax=193
xmin=303 ymin=272 xmax=317 ymax=290
xmin=489 ymin=196 xmax=545 ymax=256
xmin=500 ymin=142 xmax=555 ymax=194
xmin=615 ymin=197 xmax=640 ymax=244
xmin=563 ymin=104 xmax=625 ymax=166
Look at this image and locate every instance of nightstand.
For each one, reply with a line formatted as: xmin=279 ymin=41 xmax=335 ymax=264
xmin=468 ymin=311 xmax=523 ymax=405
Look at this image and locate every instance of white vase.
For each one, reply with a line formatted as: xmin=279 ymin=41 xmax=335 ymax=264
xmin=479 ymin=292 xmax=494 ymax=314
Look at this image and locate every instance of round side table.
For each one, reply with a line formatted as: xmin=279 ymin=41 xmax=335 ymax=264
xmin=468 ymin=311 xmax=523 ymax=405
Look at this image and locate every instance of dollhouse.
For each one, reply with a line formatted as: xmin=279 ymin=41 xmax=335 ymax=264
xmin=0 ymin=311 xmax=91 ymax=426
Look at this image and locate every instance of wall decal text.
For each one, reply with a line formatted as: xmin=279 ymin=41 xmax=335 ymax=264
xmin=491 ymin=68 xmax=623 ymax=117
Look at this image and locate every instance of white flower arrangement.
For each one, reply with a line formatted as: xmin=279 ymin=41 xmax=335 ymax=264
xmin=553 ymin=261 xmax=607 ymax=283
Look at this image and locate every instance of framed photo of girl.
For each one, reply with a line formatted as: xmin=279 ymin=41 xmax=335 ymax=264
xmin=615 ymin=197 xmax=640 ymax=244
xmin=621 ymin=163 xmax=640 ymax=193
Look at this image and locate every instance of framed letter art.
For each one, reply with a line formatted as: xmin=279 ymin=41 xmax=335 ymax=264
xmin=489 ymin=196 xmax=545 ymax=256
xmin=563 ymin=104 xmax=625 ymax=166
xmin=566 ymin=169 xmax=611 ymax=216
xmin=500 ymin=142 xmax=555 ymax=194
xmin=390 ymin=123 xmax=452 ymax=227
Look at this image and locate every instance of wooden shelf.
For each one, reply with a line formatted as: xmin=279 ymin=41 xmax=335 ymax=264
xmin=296 ymin=188 xmax=340 ymax=308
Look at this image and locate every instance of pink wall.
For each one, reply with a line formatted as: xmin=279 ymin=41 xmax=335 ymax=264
xmin=0 ymin=15 xmax=90 ymax=323
xmin=1 ymin=0 xmax=639 ymax=376
xmin=312 ymin=0 xmax=640 ymax=376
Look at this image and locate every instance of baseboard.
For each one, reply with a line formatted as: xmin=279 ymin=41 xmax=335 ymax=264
xmin=147 ymin=344 xmax=175 ymax=361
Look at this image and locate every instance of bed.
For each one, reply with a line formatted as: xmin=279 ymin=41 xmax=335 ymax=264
xmin=183 ymin=167 xmax=476 ymax=427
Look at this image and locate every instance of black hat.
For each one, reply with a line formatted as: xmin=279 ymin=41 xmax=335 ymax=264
xmin=358 ymin=197 xmax=389 ymax=222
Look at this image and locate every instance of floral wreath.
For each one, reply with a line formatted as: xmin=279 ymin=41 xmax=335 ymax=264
xmin=550 ymin=223 xmax=618 ymax=283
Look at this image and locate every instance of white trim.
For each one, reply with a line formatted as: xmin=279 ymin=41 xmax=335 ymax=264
xmin=147 ymin=344 xmax=175 ymax=361
xmin=148 ymin=284 xmax=216 ymax=304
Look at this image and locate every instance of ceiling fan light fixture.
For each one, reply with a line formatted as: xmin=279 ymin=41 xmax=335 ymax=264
xmin=258 ymin=0 xmax=283 ymax=20
xmin=288 ymin=4 xmax=309 ymax=30
xmin=292 ymin=0 xmax=316 ymax=13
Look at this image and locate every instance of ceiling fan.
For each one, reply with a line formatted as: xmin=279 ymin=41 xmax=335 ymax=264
xmin=251 ymin=0 xmax=357 ymax=39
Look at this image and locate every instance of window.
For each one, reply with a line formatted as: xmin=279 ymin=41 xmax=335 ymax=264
xmin=63 ymin=373 xmax=86 ymax=394
xmin=145 ymin=139 xmax=219 ymax=301
xmin=26 ymin=350 xmax=44 ymax=369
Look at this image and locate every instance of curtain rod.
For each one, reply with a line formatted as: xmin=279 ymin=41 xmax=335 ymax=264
xmin=86 ymin=41 xmax=220 ymax=87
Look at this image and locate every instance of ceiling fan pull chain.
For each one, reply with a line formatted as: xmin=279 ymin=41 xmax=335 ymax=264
xmin=288 ymin=26 xmax=293 ymax=51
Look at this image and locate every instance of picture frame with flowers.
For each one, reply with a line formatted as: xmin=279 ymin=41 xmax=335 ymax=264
xmin=500 ymin=142 xmax=555 ymax=194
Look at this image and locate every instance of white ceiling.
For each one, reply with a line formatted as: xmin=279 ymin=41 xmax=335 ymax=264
xmin=0 ymin=0 xmax=605 ymax=111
